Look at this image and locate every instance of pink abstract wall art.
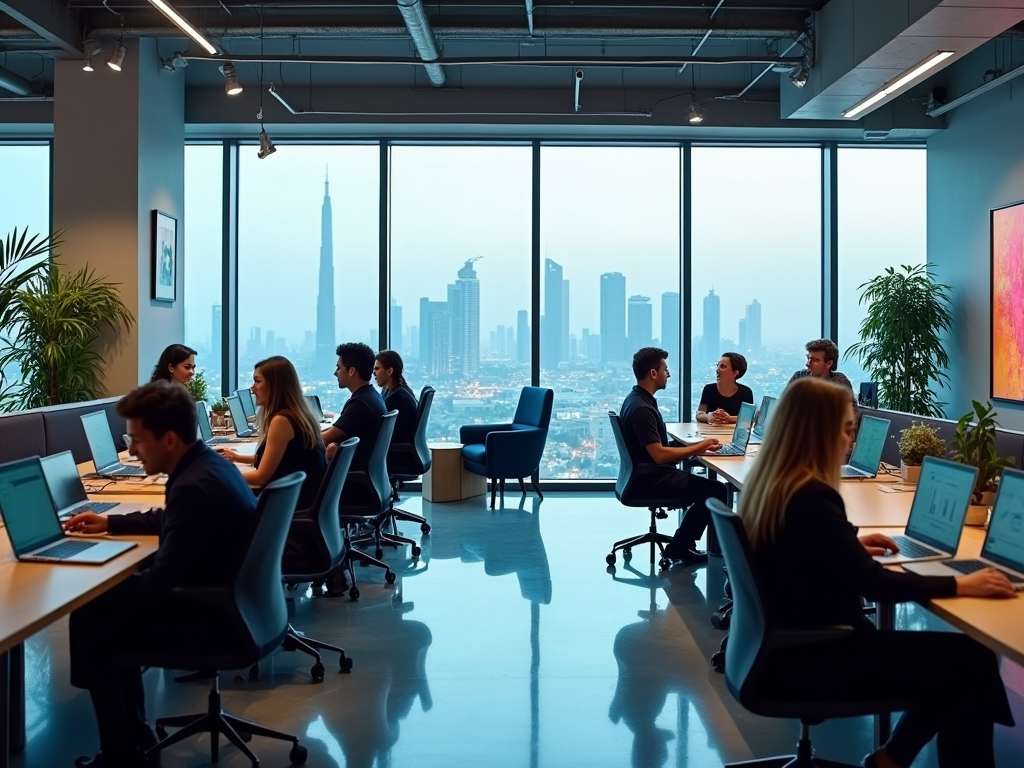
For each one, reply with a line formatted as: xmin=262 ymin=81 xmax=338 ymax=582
xmin=992 ymin=200 xmax=1024 ymax=402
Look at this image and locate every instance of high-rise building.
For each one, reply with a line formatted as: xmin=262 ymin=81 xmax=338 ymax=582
xmin=745 ymin=299 xmax=762 ymax=355
xmin=390 ymin=299 xmax=402 ymax=350
xmin=496 ymin=324 xmax=506 ymax=356
xmin=315 ymin=171 xmax=337 ymax=374
xmin=211 ymin=304 xmax=222 ymax=371
xmin=517 ymin=309 xmax=529 ymax=364
xmin=265 ymin=329 xmax=276 ymax=355
xmin=420 ymin=298 xmax=452 ymax=377
xmin=448 ymin=258 xmax=480 ymax=375
xmin=302 ymin=330 xmax=314 ymax=354
xmin=561 ymin=279 xmax=570 ymax=362
xmin=703 ymin=288 xmax=721 ymax=363
xmin=582 ymin=328 xmax=591 ymax=361
xmin=542 ymin=259 xmax=563 ymax=369
xmin=738 ymin=319 xmax=747 ymax=350
xmin=506 ymin=326 xmax=515 ymax=358
xmin=660 ymin=292 xmax=679 ymax=364
xmin=627 ymin=295 xmax=653 ymax=352
xmin=600 ymin=272 xmax=626 ymax=362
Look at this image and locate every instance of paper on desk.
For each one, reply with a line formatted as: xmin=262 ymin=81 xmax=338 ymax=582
xmin=877 ymin=483 xmax=915 ymax=493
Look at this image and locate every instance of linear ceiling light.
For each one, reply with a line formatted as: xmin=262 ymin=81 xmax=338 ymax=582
xmin=842 ymin=51 xmax=954 ymax=119
xmin=148 ymin=0 xmax=218 ymax=55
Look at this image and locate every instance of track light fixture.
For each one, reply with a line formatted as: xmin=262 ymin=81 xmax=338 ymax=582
xmin=788 ymin=64 xmax=809 ymax=88
xmin=687 ymin=101 xmax=706 ymax=124
xmin=147 ymin=1 xmax=218 ymax=55
xmin=258 ymin=128 xmax=276 ymax=159
xmin=220 ymin=63 xmax=242 ymax=95
xmin=162 ymin=52 xmax=188 ymax=72
xmin=107 ymin=41 xmax=127 ymax=72
xmin=82 ymin=40 xmax=103 ymax=72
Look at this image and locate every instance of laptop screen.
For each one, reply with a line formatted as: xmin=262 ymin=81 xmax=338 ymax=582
xmin=848 ymin=415 xmax=890 ymax=474
xmin=81 ymin=411 xmax=119 ymax=471
xmin=751 ymin=395 xmax=776 ymax=440
xmin=0 ymin=458 xmax=63 ymax=555
xmin=226 ymin=395 xmax=248 ymax=432
xmin=905 ymin=456 xmax=977 ymax=553
xmin=40 ymin=451 xmax=88 ymax=509
xmin=305 ymin=395 xmax=324 ymax=422
xmin=982 ymin=469 xmax=1024 ymax=573
xmin=196 ymin=401 xmax=214 ymax=441
xmin=730 ymin=401 xmax=756 ymax=448
xmin=235 ymin=388 xmax=256 ymax=419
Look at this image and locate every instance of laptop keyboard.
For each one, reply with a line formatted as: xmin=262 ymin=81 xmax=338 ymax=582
xmin=840 ymin=466 xmax=869 ymax=478
xmin=207 ymin=436 xmax=243 ymax=444
xmin=105 ymin=465 xmax=145 ymax=477
xmin=35 ymin=539 xmax=96 ymax=559
xmin=891 ymin=536 xmax=942 ymax=559
xmin=59 ymin=501 xmax=118 ymax=520
xmin=715 ymin=444 xmax=745 ymax=456
xmin=943 ymin=559 xmax=1024 ymax=584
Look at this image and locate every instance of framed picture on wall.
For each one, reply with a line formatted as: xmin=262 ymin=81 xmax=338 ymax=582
xmin=151 ymin=209 xmax=177 ymax=302
xmin=991 ymin=199 xmax=1024 ymax=403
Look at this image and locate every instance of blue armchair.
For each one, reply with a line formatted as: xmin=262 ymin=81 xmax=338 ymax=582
xmin=460 ymin=386 xmax=554 ymax=508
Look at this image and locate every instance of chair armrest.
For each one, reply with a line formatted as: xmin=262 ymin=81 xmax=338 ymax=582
xmin=459 ymin=422 xmax=513 ymax=445
xmin=484 ymin=427 xmax=547 ymax=477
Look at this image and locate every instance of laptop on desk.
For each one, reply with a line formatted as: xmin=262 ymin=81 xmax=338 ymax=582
xmin=712 ymin=401 xmax=756 ymax=456
xmin=874 ymin=456 xmax=977 ymax=565
xmin=840 ymin=415 xmax=891 ymax=479
xmin=225 ymin=395 xmax=257 ymax=438
xmin=750 ymin=395 xmax=777 ymax=444
xmin=196 ymin=402 xmax=248 ymax=445
xmin=40 ymin=451 xmax=152 ymax=521
xmin=905 ymin=468 xmax=1024 ymax=590
xmin=235 ymin=388 xmax=257 ymax=421
xmin=81 ymin=411 xmax=147 ymax=477
xmin=0 ymin=457 xmax=138 ymax=564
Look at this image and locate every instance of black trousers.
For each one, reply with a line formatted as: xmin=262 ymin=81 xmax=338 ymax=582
xmin=634 ymin=469 xmax=728 ymax=552
xmin=761 ymin=627 xmax=1013 ymax=768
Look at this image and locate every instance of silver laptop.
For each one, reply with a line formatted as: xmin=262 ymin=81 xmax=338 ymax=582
xmin=874 ymin=456 xmax=977 ymax=565
xmin=40 ymin=451 xmax=151 ymax=521
xmin=840 ymin=414 xmax=891 ymax=479
xmin=750 ymin=395 xmax=777 ymax=444
xmin=713 ymin=401 xmax=756 ymax=456
xmin=80 ymin=411 xmax=146 ymax=477
xmin=235 ymin=388 xmax=257 ymax=421
xmin=905 ymin=468 xmax=1024 ymax=590
xmin=305 ymin=394 xmax=325 ymax=423
xmin=225 ymin=395 xmax=256 ymax=438
xmin=0 ymin=457 xmax=137 ymax=564
xmin=196 ymin=402 xmax=248 ymax=445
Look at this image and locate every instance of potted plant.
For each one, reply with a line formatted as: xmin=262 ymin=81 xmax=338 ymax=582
xmin=844 ymin=264 xmax=953 ymax=418
xmin=210 ymin=399 xmax=228 ymax=428
xmin=897 ymin=422 xmax=946 ymax=483
xmin=187 ymin=369 xmax=208 ymax=403
xmin=951 ymin=400 xmax=1015 ymax=526
xmin=0 ymin=229 xmax=56 ymax=401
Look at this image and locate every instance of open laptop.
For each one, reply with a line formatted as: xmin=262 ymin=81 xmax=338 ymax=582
xmin=0 ymin=457 xmax=138 ymax=564
xmin=196 ymin=402 xmax=248 ymax=445
xmin=905 ymin=468 xmax=1024 ymax=589
xmin=873 ymin=456 xmax=977 ymax=565
xmin=235 ymin=388 xmax=257 ymax=421
xmin=305 ymin=394 xmax=325 ymax=422
xmin=712 ymin=401 xmax=756 ymax=456
xmin=80 ymin=411 xmax=146 ymax=477
xmin=225 ymin=395 xmax=257 ymax=438
xmin=40 ymin=451 xmax=152 ymax=521
xmin=840 ymin=414 xmax=891 ymax=479
xmin=750 ymin=395 xmax=777 ymax=444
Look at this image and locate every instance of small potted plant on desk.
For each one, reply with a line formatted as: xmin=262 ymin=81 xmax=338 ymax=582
xmin=897 ymin=422 xmax=946 ymax=483
xmin=210 ymin=399 xmax=229 ymax=428
xmin=951 ymin=400 xmax=1015 ymax=526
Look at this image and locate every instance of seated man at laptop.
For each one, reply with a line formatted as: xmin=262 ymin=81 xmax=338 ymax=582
xmin=321 ymin=342 xmax=387 ymax=472
xmin=621 ymin=347 xmax=728 ymax=565
xmin=788 ymin=338 xmax=855 ymax=394
xmin=64 ymin=381 xmax=258 ymax=768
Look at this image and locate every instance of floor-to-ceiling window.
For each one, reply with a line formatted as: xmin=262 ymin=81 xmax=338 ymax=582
xmin=389 ymin=144 xmax=533 ymax=442
xmin=540 ymin=146 xmax=682 ymax=479
xmin=690 ymin=146 xmax=822 ymax=418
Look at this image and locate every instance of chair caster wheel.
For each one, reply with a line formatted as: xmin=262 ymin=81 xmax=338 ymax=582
xmin=605 ymin=553 xmax=616 ymax=566
xmin=238 ymin=730 xmax=252 ymax=743
xmin=385 ymin=570 xmax=397 ymax=585
xmin=711 ymin=651 xmax=725 ymax=673
xmin=349 ymin=586 xmax=360 ymax=600
xmin=411 ymin=545 xmax=421 ymax=557
xmin=311 ymin=662 xmax=325 ymax=683
xmin=340 ymin=656 xmax=353 ymax=673
xmin=658 ymin=558 xmax=671 ymax=570
xmin=622 ymin=548 xmax=632 ymax=561
xmin=290 ymin=743 xmax=308 ymax=765
xmin=421 ymin=523 xmax=431 ymax=534
xmin=248 ymin=663 xmax=260 ymax=680
xmin=375 ymin=548 xmax=384 ymax=559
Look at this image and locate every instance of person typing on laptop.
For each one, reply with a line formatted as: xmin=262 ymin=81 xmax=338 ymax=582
xmin=740 ymin=377 xmax=1015 ymax=768
xmin=63 ymin=381 xmax=258 ymax=768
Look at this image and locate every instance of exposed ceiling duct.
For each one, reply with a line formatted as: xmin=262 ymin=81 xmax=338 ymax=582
xmin=396 ymin=0 xmax=445 ymax=86
xmin=0 ymin=62 xmax=32 ymax=95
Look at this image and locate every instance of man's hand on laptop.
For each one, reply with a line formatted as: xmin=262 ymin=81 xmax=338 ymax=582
xmin=956 ymin=569 xmax=1017 ymax=598
xmin=859 ymin=532 xmax=899 ymax=556
xmin=699 ymin=439 xmax=722 ymax=453
xmin=64 ymin=512 xmax=109 ymax=535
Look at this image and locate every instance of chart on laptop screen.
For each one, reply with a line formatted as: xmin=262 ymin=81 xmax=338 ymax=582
xmin=909 ymin=462 xmax=976 ymax=541
xmin=986 ymin=473 xmax=1024 ymax=567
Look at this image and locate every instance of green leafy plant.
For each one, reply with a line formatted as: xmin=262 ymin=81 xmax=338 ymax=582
xmin=951 ymin=400 xmax=1015 ymax=504
xmin=187 ymin=370 xmax=208 ymax=402
xmin=211 ymin=399 xmax=228 ymax=413
xmin=844 ymin=264 xmax=953 ymax=418
xmin=0 ymin=258 xmax=134 ymax=411
xmin=0 ymin=229 xmax=58 ymax=394
xmin=898 ymin=422 xmax=947 ymax=466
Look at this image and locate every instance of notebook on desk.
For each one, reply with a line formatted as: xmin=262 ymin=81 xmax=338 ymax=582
xmin=81 ymin=411 xmax=147 ymax=477
xmin=905 ymin=468 xmax=1024 ymax=589
xmin=0 ymin=457 xmax=137 ymax=564
xmin=40 ymin=451 xmax=151 ymax=520
xmin=712 ymin=401 xmax=756 ymax=456
xmin=840 ymin=415 xmax=891 ymax=479
xmin=873 ymin=456 xmax=977 ymax=565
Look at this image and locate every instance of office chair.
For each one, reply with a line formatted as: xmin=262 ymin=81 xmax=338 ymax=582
xmin=279 ymin=438 xmax=359 ymax=680
xmin=605 ymin=412 xmax=676 ymax=570
xmin=706 ymin=498 xmax=911 ymax=767
xmin=115 ymin=473 xmax=309 ymax=768
xmin=460 ymin=386 xmax=554 ymax=508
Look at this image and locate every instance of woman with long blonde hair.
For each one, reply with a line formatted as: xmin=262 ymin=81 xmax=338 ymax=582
xmin=216 ymin=355 xmax=325 ymax=509
xmin=739 ymin=377 xmax=1015 ymax=768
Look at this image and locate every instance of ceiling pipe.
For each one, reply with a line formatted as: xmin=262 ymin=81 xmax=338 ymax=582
xmin=524 ymin=0 xmax=534 ymax=36
xmin=396 ymin=0 xmax=446 ymax=86
xmin=0 ymin=64 xmax=33 ymax=95
xmin=182 ymin=52 xmax=804 ymax=67
xmin=678 ymin=0 xmax=725 ymax=75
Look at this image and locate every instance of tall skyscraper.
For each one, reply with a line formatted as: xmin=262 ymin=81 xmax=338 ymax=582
xmin=211 ymin=304 xmax=222 ymax=371
xmin=600 ymin=272 xmax=627 ymax=363
xmin=745 ymin=298 xmax=762 ymax=355
xmin=390 ymin=299 xmax=402 ymax=350
xmin=315 ymin=171 xmax=337 ymax=375
xmin=703 ymin=288 xmax=721 ymax=363
xmin=627 ymin=295 xmax=653 ymax=351
xmin=561 ymin=279 xmax=570 ymax=362
xmin=660 ymin=292 xmax=679 ymax=363
xmin=738 ymin=319 xmax=747 ymax=350
xmin=419 ymin=298 xmax=451 ymax=377
xmin=448 ymin=258 xmax=481 ymax=375
xmin=517 ymin=309 xmax=530 ymax=364
xmin=542 ymin=259 xmax=563 ymax=369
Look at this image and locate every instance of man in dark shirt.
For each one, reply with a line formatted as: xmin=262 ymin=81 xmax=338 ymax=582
xmin=64 ymin=381 xmax=258 ymax=768
xmin=321 ymin=342 xmax=388 ymax=472
xmin=788 ymin=338 xmax=854 ymax=393
xmin=620 ymin=347 xmax=729 ymax=565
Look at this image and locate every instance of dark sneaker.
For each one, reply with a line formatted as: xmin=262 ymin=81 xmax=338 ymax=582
xmin=665 ymin=548 xmax=709 ymax=565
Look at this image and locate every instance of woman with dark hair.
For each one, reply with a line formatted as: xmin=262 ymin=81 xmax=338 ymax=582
xmin=150 ymin=344 xmax=197 ymax=386
xmin=695 ymin=351 xmax=754 ymax=425
xmin=216 ymin=355 xmax=325 ymax=509
xmin=374 ymin=350 xmax=418 ymax=444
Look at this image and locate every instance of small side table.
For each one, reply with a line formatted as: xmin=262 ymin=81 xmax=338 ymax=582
xmin=422 ymin=443 xmax=487 ymax=503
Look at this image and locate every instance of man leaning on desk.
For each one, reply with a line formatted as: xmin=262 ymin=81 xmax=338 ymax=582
xmin=64 ymin=380 xmax=257 ymax=768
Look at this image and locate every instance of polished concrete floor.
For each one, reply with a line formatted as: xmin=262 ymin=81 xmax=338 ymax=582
xmin=14 ymin=493 xmax=1024 ymax=768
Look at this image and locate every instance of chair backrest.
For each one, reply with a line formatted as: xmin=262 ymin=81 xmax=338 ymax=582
xmin=706 ymin=498 xmax=768 ymax=706
xmin=607 ymin=411 xmax=635 ymax=500
xmin=513 ymin=387 xmax=554 ymax=431
xmin=308 ymin=437 xmax=358 ymax=564
xmin=365 ymin=410 xmax=398 ymax=512
xmin=411 ymin=386 xmax=435 ymax=472
xmin=235 ymin=472 xmax=305 ymax=652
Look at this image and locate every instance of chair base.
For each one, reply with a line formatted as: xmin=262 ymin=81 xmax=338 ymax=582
xmin=489 ymin=477 xmax=543 ymax=509
xmin=344 ymin=543 xmax=396 ymax=593
xmin=281 ymin=624 xmax=352 ymax=681
xmin=607 ymin=507 xmax=672 ymax=566
xmin=150 ymin=675 xmax=307 ymax=767
xmin=725 ymin=727 xmax=858 ymax=768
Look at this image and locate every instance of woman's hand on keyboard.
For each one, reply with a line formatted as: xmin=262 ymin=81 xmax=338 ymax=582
xmin=64 ymin=512 xmax=109 ymax=535
xmin=859 ymin=532 xmax=899 ymax=556
xmin=956 ymin=569 xmax=1017 ymax=599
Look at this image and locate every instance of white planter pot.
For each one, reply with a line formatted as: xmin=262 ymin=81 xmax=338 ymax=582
xmin=900 ymin=461 xmax=921 ymax=484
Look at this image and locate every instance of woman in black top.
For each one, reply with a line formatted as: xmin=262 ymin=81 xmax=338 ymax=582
xmin=216 ymin=355 xmax=326 ymax=510
xmin=150 ymin=344 xmax=197 ymax=387
xmin=695 ymin=352 xmax=754 ymax=425
xmin=739 ymin=377 xmax=1015 ymax=768
xmin=374 ymin=350 xmax=418 ymax=445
